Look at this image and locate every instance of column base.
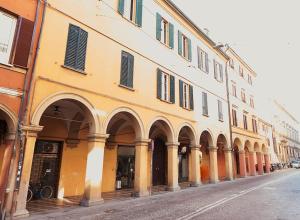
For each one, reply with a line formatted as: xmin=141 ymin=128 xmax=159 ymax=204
xmin=133 ymin=191 xmax=150 ymax=197
xmin=167 ymin=186 xmax=181 ymax=192
xmin=225 ymin=177 xmax=234 ymax=181
xmin=12 ymin=209 xmax=29 ymax=218
xmin=190 ymin=182 xmax=201 ymax=187
xmin=210 ymin=180 xmax=219 ymax=184
xmin=80 ymin=198 xmax=104 ymax=207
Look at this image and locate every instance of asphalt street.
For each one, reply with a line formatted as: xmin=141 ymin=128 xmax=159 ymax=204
xmin=24 ymin=169 xmax=300 ymax=220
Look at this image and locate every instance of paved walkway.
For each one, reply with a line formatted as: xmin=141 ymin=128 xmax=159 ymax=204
xmin=20 ymin=169 xmax=299 ymax=220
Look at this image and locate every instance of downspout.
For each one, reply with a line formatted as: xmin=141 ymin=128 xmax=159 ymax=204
xmin=4 ymin=0 xmax=47 ymax=217
xmin=224 ymin=47 xmax=234 ymax=176
xmin=0 ymin=1 xmax=42 ymax=219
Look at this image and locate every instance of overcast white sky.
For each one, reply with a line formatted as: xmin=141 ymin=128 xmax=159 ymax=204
xmin=173 ymin=0 xmax=300 ymax=121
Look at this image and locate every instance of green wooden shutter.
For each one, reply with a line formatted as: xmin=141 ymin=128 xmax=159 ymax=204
xmin=189 ymin=85 xmax=194 ymax=110
xmin=156 ymin=13 xmax=162 ymax=41
xmin=170 ymin=75 xmax=175 ymax=103
xmin=220 ymin=64 xmax=223 ymax=82
xmin=64 ymin=24 xmax=79 ymax=69
xmin=157 ymin=69 xmax=162 ymax=99
xmin=76 ymin=29 xmax=88 ymax=71
xmin=169 ymin=23 xmax=174 ymax=49
xmin=127 ymin=53 xmax=134 ymax=88
xmin=135 ymin=0 xmax=143 ymax=27
xmin=178 ymin=30 xmax=182 ymax=55
xmin=120 ymin=51 xmax=129 ymax=86
xmin=179 ymin=80 xmax=183 ymax=107
xmin=188 ymin=38 xmax=192 ymax=61
xmin=213 ymin=60 xmax=218 ymax=79
xmin=202 ymin=92 xmax=208 ymax=115
xmin=118 ymin=0 xmax=125 ymax=15
xmin=205 ymin=53 xmax=209 ymax=73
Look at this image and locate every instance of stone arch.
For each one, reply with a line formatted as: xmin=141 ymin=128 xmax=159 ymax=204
xmin=216 ymin=134 xmax=228 ymax=181
xmin=147 ymin=116 xmax=175 ymax=143
xmin=233 ymin=137 xmax=243 ymax=151
xmin=104 ymin=107 xmax=145 ymax=140
xmin=176 ymin=122 xmax=197 ymax=146
xmin=199 ymin=130 xmax=213 ymax=183
xmin=254 ymin=142 xmax=260 ymax=152
xmin=31 ymin=92 xmax=100 ymax=134
xmin=0 ymin=104 xmax=17 ymax=134
xmin=262 ymin=144 xmax=267 ymax=154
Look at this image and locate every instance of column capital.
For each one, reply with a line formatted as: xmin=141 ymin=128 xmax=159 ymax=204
xmin=21 ymin=125 xmax=43 ymax=137
xmin=224 ymin=147 xmax=232 ymax=152
xmin=135 ymin=139 xmax=151 ymax=146
xmin=190 ymin=145 xmax=201 ymax=150
xmin=208 ymin=146 xmax=218 ymax=151
xmin=88 ymin=133 xmax=109 ymax=143
xmin=239 ymin=150 xmax=245 ymax=154
xmin=166 ymin=142 xmax=180 ymax=148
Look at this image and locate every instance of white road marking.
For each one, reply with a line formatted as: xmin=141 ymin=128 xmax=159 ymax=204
xmin=177 ymin=172 xmax=298 ymax=220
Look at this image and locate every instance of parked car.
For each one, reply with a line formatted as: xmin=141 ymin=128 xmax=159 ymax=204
xmin=291 ymin=161 xmax=300 ymax=169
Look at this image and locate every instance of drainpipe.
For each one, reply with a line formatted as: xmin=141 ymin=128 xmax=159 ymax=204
xmin=224 ymin=47 xmax=234 ymax=170
xmin=2 ymin=0 xmax=47 ymax=218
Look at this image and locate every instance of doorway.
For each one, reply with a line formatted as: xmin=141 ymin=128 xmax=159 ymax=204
xmin=116 ymin=146 xmax=135 ymax=189
xmin=29 ymin=140 xmax=62 ymax=200
xmin=152 ymin=138 xmax=167 ymax=186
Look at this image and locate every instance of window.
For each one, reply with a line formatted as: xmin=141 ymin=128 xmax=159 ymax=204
xmin=213 ymin=60 xmax=223 ymax=82
xmin=202 ymin=92 xmax=208 ymax=116
xmin=241 ymin=90 xmax=246 ymax=103
xmin=120 ymin=51 xmax=134 ymax=88
xmin=232 ymin=84 xmax=237 ymax=97
xmin=252 ymin=118 xmax=257 ymax=133
xmin=157 ymin=69 xmax=175 ymax=103
xmin=229 ymin=58 xmax=235 ymax=69
xmin=218 ymin=100 xmax=223 ymax=121
xmin=64 ymin=24 xmax=88 ymax=72
xmin=239 ymin=66 xmax=244 ymax=77
xmin=178 ymin=31 xmax=192 ymax=61
xmin=156 ymin=13 xmax=174 ymax=48
xmin=179 ymin=80 xmax=193 ymax=110
xmin=248 ymin=74 xmax=252 ymax=85
xmin=197 ymin=47 xmax=209 ymax=73
xmin=0 ymin=11 xmax=17 ymax=64
xmin=118 ymin=0 xmax=143 ymax=27
xmin=232 ymin=109 xmax=238 ymax=127
xmin=250 ymin=97 xmax=254 ymax=108
xmin=243 ymin=114 xmax=248 ymax=130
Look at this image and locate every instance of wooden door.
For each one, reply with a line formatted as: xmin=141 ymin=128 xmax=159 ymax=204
xmin=152 ymin=139 xmax=166 ymax=186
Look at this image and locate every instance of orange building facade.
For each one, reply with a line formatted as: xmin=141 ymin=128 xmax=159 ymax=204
xmin=0 ymin=0 xmax=44 ymax=217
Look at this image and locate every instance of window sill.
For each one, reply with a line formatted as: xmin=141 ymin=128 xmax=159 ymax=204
xmin=61 ymin=65 xmax=87 ymax=75
xmin=158 ymin=98 xmax=173 ymax=104
xmin=158 ymin=40 xmax=173 ymax=50
xmin=0 ymin=62 xmax=13 ymax=68
xmin=120 ymin=15 xmax=140 ymax=28
xmin=119 ymin=84 xmax=135 ymax=91
xmin=178 ymin=54 xmax=191 ymax=62
xmin=182 ymin=107 xmax=193 ymax=111
xmin=219 ymin=119 xmax=224 ymax=122
xmin=199 ymin=67 xmax=209 ymax=74
xmin=202 ymin=113 xmax=209 ymax=117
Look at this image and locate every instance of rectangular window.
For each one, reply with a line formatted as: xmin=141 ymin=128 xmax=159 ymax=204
xmin=232 ymin=84 xmax=237 ymax=97
xmin=179 ymin=80 xmax=193 ymax=110
xmin=202 ymin=92 xmax=208 ymax=116
xmin=64 ymin=24 xmax=88 ymax=72
xmin=120 ymin=51 xmax=134 ymax=88
xmin=157 ymin=69 xmax=175 ymax=103
xmin=197 ymin=47 xmax=209 ymax=73
xmin=239 ymin=66 xmax=244 ymax=77
xmin=118 ymin=0 xmax=143 ymax=27
xmin=0 ymin=11 xmax=17 ymax=65
xmin=213 ymin=60 xmax=223 ymax=82
xmin=232 ymin=109 xmax=237 ymax=127
xmin=178 ymin=31 xmax=192 ymax=61
xmin=229 ymin=58 xmax=235 ymax=69
xmin=243 ymin=114 xmax=248 ymax=130
xmin=248 ymin=74 xmax=252 ymax=85
xmin=252 ymin=118 xmax=257 ymax=133
xmin=241 ymin=90 xmax=246 ymax=103
xmin=218 ymin=100 xmax=223 ymax=121
xmin=156 ymin=13 xmax=174 ymax=48
xmin=250 ymin=97 xmax=254 ymax=108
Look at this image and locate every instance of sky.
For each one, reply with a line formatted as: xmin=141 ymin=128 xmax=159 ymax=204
xmin=172 ymin=0 xmax=300 ymax=121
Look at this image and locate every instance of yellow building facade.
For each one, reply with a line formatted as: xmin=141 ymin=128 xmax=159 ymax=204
xmin=9 ymin=0 xmax=252 ymax=218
